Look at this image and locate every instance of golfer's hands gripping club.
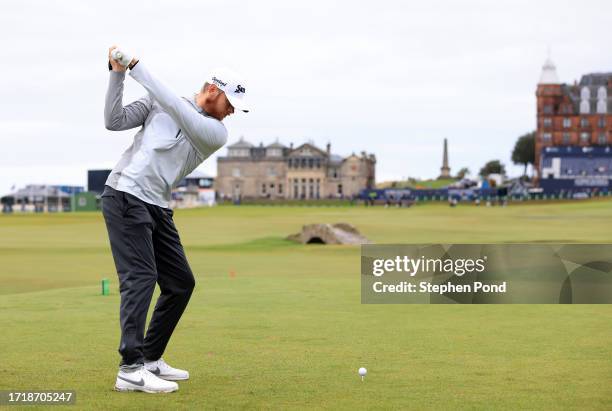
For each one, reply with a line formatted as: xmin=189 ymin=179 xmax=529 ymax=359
xmin=108 ymin=45 xmax=138 ymax=72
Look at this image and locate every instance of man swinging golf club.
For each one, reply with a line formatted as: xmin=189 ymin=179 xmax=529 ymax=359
xmin=102 ymin=45 xmax=248 ymax=393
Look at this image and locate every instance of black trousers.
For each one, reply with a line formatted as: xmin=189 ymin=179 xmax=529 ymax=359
xmin=101 ymin=186 xmax=195 ymax=366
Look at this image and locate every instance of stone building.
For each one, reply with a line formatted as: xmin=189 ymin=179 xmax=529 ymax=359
xmin=535 ymin=57 xmax=612 ymax=176
xmin=216 ymin=139 xmax=376 ymax=200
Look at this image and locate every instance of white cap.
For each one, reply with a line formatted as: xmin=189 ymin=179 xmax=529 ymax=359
xmin=209 ymin=68 xmax=249 ymax=113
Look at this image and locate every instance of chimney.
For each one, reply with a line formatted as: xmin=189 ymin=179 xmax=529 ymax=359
xmin=290 ymin=142 xmax=294 ymax=149
xmin=326 ymin=143 xmax=331 ymax=155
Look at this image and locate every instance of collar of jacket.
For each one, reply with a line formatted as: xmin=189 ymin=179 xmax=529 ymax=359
xmin=183 ymin=95 xmax=211 ymax=118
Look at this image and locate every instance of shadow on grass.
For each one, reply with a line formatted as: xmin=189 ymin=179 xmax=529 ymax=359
xmin=188 ymin=237 xmax=359 ymax=253
xmin=189 ymin=237 xmax=300 ymax=252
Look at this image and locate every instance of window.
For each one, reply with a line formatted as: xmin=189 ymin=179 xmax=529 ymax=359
xmin=562 ymin=133 xmax=570 ymax=144
xmin=266 ymin=148 xmax=282 ymax=157
xmin=267 ymin=167 xmax=276 ymax=177
xmin=580 ymin=100 xmax=590 ymax=114
xmin=278 ymin=184 xmax=283 ymax=194
xmin=597 ymin=86 xmax=607 ymax=100
xmin=580 ymin=132 xmax=590 ymax=143
xmin=229 ymin=148 xmax=250 ymax=157
xmin=598 ymin=116 xmax=606 ymax=128
xmin=337 ymin=184 xmax=343 ymax=195
xmin=262 ymin=183 xmax=266 ymax=194
xmin=562 ymin=118 xmax=571 ymax=128
xmin=580 ymin=118 xmax=589 ymax=128
xmin=598 ymin=133 xmax=607 ymax=145
xmin=580 ymin=86 xmax=590 ymax=100
xmin=232 ymin=168 xmax=241 ymax=177
xmin=199 ymin=178 xmax=212 ymax=188
xmin=308 ymin=159 xmax=314 ymax=168
xmin=542 ymin=133 xmax=552 ymax=143
xmin=543 ymin=105 xmax=553 ymax=114
xmin=597 ymin=100 xmax=607 ymax=114
xmin=543 ymin=118 xmax=552 ymax=128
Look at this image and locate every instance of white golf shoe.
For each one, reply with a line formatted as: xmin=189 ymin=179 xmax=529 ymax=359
xmin=114 ymin=367 xmax=178 ymax=393
xmin=144 ymin=358 xmax=189 ymax=381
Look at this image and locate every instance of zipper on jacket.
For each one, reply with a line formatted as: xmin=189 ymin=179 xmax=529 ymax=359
xmin=175 ymin=129 xmax=181 ymax=139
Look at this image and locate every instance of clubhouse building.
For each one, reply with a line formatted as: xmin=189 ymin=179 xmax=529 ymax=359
xmin=216 ymin=139 xmax=376 ymax=200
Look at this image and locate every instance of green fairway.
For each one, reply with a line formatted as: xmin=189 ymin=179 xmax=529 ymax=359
xmin=1 ymin=201 xmax=611 ymax=410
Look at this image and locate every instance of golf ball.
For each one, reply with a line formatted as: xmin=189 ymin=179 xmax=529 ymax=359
xmin=358 ymin=367 xmax=367 ymax=377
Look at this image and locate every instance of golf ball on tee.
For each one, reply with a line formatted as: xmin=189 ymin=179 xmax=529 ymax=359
xmin=359 ymin=367 xmax=367 ymax=377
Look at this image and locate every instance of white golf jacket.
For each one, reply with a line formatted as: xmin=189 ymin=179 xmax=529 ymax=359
xmin=104 ymin=62 xmax=227 ymax=208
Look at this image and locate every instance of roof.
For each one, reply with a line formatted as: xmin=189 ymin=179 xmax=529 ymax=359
xmin=3 ymin=185 xmax=72 ymax=199
xmin=289 ymin=142 xmax=328 ymax=157
xmin=559 ymin=74 xmax=612 ymax=114
xmin=579 ymin=73 xmax=612 ymax=87
xmin=266 ymin=141 xmax=286 ymax=149
xmin=539 ymin=58 xmax=560 ymax=85
xmin=227 ymin=137 xmax=254 ymax=148
xmin=329 ymin=154 xmax=343 ymax=165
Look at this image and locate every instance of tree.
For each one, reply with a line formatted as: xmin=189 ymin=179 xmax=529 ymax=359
xmin=455 ymin=167 xmax=470 ymax=179
xmin=511 ymin=131 xmax=535 ymax=177
xmin=479 ymin=160 xmax=506 ymax=177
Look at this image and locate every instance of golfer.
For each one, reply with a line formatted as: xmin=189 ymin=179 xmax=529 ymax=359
xmin=102 ymin=45 xmax=248 ymax=393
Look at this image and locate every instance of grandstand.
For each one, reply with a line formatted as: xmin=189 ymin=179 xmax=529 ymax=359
xmin=540 ymin=146 xmax=611 ymax=192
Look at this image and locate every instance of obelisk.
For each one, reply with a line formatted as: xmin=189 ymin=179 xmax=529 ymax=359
xmin=439 ymin=138 xmax=451 ymax=179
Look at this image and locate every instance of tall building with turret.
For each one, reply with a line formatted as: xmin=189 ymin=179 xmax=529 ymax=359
xmin=535 ymin=57 xmax=612 ymax=191
xmin=216 ymin=139 xmax=376 ymax=200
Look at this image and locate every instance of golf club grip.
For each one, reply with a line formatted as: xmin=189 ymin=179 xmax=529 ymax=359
xmin=108 ymin=60 xmax=112 ymax=71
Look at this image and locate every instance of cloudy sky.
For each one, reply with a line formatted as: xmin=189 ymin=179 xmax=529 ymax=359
xmin=1 ymin=0 xmax=611 ymax=193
